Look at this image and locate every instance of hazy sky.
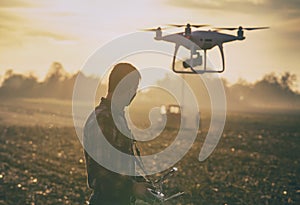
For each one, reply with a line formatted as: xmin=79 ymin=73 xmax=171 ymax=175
xmin=0 ymin=0 xmax=299 ymax=88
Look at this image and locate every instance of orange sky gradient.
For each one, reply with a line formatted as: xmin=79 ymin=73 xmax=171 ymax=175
xmin=0 ymin=0 xmax=299 ymax=90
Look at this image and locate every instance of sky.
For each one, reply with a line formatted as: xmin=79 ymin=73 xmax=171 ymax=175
xmin=0 ymin=0 xmax=299 ymax=89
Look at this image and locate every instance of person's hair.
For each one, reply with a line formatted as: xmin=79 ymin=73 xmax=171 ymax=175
xmin=108 ymin=63 xmax=141 ymax=93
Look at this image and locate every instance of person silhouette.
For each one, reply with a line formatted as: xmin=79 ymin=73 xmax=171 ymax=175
xmin=83 ymin=63 xmax=153 ymax=205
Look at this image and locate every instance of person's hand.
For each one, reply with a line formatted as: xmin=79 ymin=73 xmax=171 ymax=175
xmin=132 ymin=182 xmax=156 ymax=202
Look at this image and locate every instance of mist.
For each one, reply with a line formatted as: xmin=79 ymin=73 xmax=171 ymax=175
xmin=0 ymin=62 xmax=299 ymax=113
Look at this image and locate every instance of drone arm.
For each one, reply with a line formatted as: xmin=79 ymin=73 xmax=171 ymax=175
xmin=218 ymin=44 xmax=225 ymax=73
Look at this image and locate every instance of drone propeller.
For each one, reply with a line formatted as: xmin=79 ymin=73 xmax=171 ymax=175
xmin=214 ymin=26 xmax=269 ymax=31
xmin=141 ymin=26 xmax=168 ymax=32
xmin=214 ymin=27 xmax=237 ymax=31
xmin=141 ymin=27 xmax=161 ymax=31
xmin=168 ymin=24 xmax=210 ymax=28
xmin=243 ymin=27 xmax=270 ymax=31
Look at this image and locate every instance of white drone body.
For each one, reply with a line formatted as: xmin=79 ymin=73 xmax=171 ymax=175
xmin=145 ymin=24 xmax=269 ymax=74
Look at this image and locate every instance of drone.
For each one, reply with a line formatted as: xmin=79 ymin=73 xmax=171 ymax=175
xmin=143 ymin=23 xmax=269 ymax=74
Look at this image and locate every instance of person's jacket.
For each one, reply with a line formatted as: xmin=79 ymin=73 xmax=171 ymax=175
xmin=83 ymin=98 xmax=136 ymax=201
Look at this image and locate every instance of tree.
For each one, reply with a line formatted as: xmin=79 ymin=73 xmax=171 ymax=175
xmin=280 ymin=72 xmax=297 ymax=91
xmin=44 ymin=62 xmax=68 ymax=83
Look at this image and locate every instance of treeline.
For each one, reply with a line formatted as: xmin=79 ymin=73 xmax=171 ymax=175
xmin=0 ymin=62 xmax=299 ymax=111
xmin=0 ymin=62 xmax=100 ymax=99
xmin=225 ymin=72 xmax=299 ymax=111
xmin=150 ymin=72 xmax=300 ymax=111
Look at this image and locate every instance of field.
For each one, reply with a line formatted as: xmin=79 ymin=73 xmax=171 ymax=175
xmin=0 ymin=98 xmax=300 ymax=204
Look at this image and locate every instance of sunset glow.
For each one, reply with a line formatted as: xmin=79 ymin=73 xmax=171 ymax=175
xmin=0 ymin=0 xmax=299 ymax=88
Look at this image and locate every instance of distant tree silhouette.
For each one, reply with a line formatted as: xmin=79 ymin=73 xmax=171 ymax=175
xmin=280 ymin=72 xmax=297 ymax=91
xmin=0 ymin=62 xmax=101 ymax=100
xmin=0 ymin=65 xmax=299 ymax=111
xmin=0 ymin=70 xmax=38 ymax=98
xmin=230 ymin=72 xmax=299 ymax=110
xmin=45 ymin=62 xmax=68 ymax=83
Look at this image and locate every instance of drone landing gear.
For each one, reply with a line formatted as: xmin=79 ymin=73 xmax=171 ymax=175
xmin=172 ymin=44 xmax=225 ymax=74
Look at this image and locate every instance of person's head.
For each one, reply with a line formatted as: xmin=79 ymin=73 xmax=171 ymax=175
xmin=108 ymin=63 xmax=141 ymax=108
